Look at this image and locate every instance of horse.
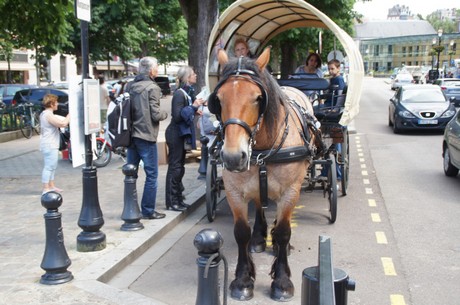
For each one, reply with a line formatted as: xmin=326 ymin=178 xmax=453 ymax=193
xmin=208 ymin=48 xmax=320 ymax=301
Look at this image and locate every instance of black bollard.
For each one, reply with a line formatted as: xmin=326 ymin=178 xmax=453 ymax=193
xmin=194 ymin=228 xmax=227 ymax=305
xmin=120 ymin=164 xmax=144 ymax=231
xmin=40 ymin=191 xmax=73 ymax=285
xmin=76 ymin=167 xmax=106 ymax=252
xmin=197 ymin=136 xmax=209 ymax=180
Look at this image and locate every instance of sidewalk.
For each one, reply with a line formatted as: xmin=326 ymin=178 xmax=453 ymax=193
xmin=0 ymin=135 xmax=206 ymax=305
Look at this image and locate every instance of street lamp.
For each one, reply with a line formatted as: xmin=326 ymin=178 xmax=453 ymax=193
xmin=449 ymin=40 xmax=456 ymax=68
xmin=431 ymin=29 xmax=444 ymax=80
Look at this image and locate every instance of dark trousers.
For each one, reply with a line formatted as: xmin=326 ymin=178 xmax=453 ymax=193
xmin=165 ymin=128 xmax=186 ymax=207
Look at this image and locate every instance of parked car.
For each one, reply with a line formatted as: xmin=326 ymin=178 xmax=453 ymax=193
xmin=0 ymin=84 xmax=38 ymax=106
xmin=442 ymin=109 xmax=460 ymax=177
xmin=388 ymin=84 xmax=457 ymax=133
xmin=45 ymin=82 xmax=69 ymax=92
xmin=169 ymin=75 xmax=177 ymax=92
xmin=433 ymin=78 xmax=460 ymax=107
xmin=390 ymin=72 xmax=414 ymax=90
xmin=154 ymin=75 xmax=171 ymax=96
xmin=12 ymin=88 xmax=68 ymax=116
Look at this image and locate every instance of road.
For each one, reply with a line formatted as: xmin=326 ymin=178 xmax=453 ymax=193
xmin=109 ymin=77 xmax=460 ymax=305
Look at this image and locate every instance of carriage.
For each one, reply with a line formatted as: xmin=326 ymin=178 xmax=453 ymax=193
xmin=203 ymin=0 xmax=363 ymax=301
xmin=205 ymin=0 xmax=363 ymax=224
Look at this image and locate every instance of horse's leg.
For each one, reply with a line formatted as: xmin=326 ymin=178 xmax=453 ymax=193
xmin=270 ymin=208 xmax=295 ymax=301
xmin=230 ymin=217 xmax=255 ymax=300
xmin=250 ymin=199 xmax=267 ymax=253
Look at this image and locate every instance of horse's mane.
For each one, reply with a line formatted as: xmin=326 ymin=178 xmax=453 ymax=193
xmin=220 ymin=56 xmax=287 ymax=135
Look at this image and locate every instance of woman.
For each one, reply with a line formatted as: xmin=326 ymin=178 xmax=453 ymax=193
xmin=294 ymin=53 xmax=323 ymax=77
xmin=40 ymin=94 xmax=70 ymax=194
xmin=165 ymin=66 xmax=204 ymax=211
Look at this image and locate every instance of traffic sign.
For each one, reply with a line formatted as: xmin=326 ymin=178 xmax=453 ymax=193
xmin=75 ymin=0 xmax=91 ymax=22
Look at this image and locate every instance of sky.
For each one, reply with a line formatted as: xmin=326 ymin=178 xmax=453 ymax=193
xmin=353 ymin=0 xmax=459 ymax=20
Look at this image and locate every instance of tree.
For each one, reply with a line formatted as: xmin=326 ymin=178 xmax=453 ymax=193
xmin=178 ymin=0 xmax=219 ymax=89
xmin=0 ymin=0 xmax=73 ymax=84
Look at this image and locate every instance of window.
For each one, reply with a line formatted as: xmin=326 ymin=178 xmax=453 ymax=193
xmin=408 ymin=46 xmax=413 ymax=57
xmin=388 ymin=45 xmax=393 ymax=55
xmin=402 ymin=46 xmax=406 ymax=57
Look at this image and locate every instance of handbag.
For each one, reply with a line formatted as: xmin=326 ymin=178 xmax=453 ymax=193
xmin=184 ymin=136 xmax=193 ymax=151
xmin=59 ymin=130 xmax=69 ymax=151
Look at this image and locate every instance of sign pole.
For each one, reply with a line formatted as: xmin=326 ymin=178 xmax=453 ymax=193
xmin=75 ymin=0 xmax=106 ymax=252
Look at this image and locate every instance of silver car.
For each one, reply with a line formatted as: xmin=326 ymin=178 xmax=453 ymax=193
xmin=442 ymin=109 xmax=460 ymax=177
xmin=391 ymin=72 xmax=414 ymax=90
xmin=434 ymin=78 xmax=460 ymax=107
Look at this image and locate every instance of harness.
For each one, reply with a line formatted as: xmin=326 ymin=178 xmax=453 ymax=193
xmin=209 ymin=59 xmax=320 ymax=207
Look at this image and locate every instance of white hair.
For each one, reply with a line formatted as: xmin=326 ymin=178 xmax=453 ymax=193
xmin=176 ymin=66 xmax=194 ymax=87
xmin=138 ymin=57 xmax=158 ymax=75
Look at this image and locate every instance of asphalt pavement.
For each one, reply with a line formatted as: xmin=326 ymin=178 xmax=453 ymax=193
xmin=0 ymin=129 xmax=206 ymax=305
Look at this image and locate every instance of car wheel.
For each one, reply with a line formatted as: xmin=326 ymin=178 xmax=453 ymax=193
xmin=443 ymin=147 xmax=459 ymax=177
xmin=392 ymin=116 xmax=400 ymax=134
xmin=388 ymin=112 xmax=393 ymax=126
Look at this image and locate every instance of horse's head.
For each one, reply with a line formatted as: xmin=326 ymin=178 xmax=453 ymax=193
xmin=209 ymin=48 xmax=273 ymax=172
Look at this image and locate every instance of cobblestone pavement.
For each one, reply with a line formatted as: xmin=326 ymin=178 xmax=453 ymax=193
xmin=0 ymin=134 xmax=206 ymax=305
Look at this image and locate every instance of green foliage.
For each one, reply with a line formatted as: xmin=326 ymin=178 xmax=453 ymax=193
xmin=426 ymin=11 xmax=458 ymax=33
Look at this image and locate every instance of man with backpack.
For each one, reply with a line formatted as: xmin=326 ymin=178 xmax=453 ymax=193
xmin=125 ymin=57 xmax=168 ymax=219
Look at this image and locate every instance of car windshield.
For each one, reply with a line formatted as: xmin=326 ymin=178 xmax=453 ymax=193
xmin=401 ymin=89 xmax=446 ymax=103
xmin=443 ymin=80 xmax=460 ymax=86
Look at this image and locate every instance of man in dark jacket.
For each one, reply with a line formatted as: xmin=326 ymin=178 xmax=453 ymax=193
xmin=126 ymin=57 xmax=168 ymax=219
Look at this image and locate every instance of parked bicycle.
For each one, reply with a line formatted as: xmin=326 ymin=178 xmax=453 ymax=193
xmin=16 ymin=102 xmax=40 ymax=139
xmin=92 ymin=127 xmax=127 ymax=167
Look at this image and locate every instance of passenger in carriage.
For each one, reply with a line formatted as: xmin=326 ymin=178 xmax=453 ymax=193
xmin=293 ymin=52 xmax=323 ymax=78
xmin=321 ymin=59 xmax=346 ymax=109
xmin=233 ymin=37 xmax=252 ymax=58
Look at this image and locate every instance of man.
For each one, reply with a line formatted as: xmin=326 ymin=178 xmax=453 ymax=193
xmin=125 ymin=57 xmax=168 ymax=219
xmin=99 ymin=75 xmax=110 ymax=123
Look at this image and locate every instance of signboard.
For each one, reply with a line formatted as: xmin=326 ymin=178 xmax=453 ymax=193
xmin=75 ymin=0 xmax=91 ymax=22
xmin=68 ymin=75 xmax=85 ymax=168
xmin=83 ymin=79 xmax=101 ymax=135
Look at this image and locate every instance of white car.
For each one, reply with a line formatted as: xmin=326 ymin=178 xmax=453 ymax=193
xmin=391 ymin=72 xmax=414 ymax=90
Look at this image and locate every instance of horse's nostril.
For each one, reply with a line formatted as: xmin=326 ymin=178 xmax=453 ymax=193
xmin=241 ymin=151 xmax=247 ymax=160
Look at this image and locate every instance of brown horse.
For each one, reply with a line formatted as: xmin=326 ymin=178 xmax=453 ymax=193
xmin=208 ymin=48 xmax=319 ymax=301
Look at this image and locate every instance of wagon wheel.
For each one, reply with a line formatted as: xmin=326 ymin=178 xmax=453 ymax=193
xmin=340 ymin=129 xmax=350 ymax=196
xmin=327 ymin=156 xmax=338 ymax=223
xmin=206 ymin=158 xmax=218 ymax=222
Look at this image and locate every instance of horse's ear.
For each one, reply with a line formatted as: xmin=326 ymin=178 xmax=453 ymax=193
xmin=255 ymin=47 xmax=271 ymax=71
xmin=217 ymin=49 xmax=229 ymax=66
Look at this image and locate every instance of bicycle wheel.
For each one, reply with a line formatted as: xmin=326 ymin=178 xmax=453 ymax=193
xmin=327 ymin=156 xmax=338 ymax=223
xmin=340 ymin=129 xmax=349 ymax=196
xmin=19 ymin=115 xmax=32 ymax=139
xmin=206 ymin=158 xmax=218 ymax=222
xmin=93 ymin=139 xmax=112 ymax=168
xmin=33 ymin=111 xmax=41 ymax=135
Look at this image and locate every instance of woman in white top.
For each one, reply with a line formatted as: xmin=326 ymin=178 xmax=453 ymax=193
xmin=294 ymin=52 xmax=323 ymax=77
xmin=40 ymin=94 xmax=70 ymax=194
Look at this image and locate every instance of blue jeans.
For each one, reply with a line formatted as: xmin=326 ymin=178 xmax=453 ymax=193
xmin=321 ymin=143 xmax=342 ymax=180
xmin=127 ymin=137 xmax=159 ymax=217
xmin=41 ymin=147 xmax=59 ymax=183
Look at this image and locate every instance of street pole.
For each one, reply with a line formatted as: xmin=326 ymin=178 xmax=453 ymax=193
xmin=76 ymin=13 xmax=106 ymax=252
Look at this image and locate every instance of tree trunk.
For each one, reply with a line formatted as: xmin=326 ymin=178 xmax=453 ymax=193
xmin=179 ymin=0 xmax=218 ymax=90
xmin=280 ymin=44 xmax=298 ymax=79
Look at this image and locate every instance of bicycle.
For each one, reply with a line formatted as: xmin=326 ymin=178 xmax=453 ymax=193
xmin=16 ymin=102 xmax=40 ymax=139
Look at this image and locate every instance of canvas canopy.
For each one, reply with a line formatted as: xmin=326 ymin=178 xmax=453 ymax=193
xmin=206 ymin=0 xmax=363 ymax=125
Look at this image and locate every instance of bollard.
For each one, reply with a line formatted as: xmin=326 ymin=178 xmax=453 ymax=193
xmin=301 ymin=267 xmax=355 ymax=305
xmin=120 ymin=164 xmax=144 ymax=231
xmin=76 ymin=167 xmax=106 ymax=252
xmin=40 ymin=191 xmax=73 ymax=285
xmin=197 ymin=136 xmax=209 ymax=180
xmin=194 ymin=228 xmax=227 ymax=305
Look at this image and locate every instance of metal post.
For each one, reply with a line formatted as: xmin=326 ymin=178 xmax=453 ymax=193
xmin=76 ymin=19 xmax=106 ymax=252
xmin=301 ymin=236 xmax=355 ymax=305
xmin=194 ymin=229 xmax=226 ymax=305
xmin=40 ymin=192 xmax=73 ymax=285
xmin=120 ymin=164 xmax=144 ymax=231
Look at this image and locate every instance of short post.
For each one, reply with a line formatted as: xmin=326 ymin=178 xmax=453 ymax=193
xmin=194 ymin=228 xmax=225 ymax=305
xmin=76 ymin=167 xmax=106 ymax=252
xmin=301 ymin=236 xmax=355 ymax=305
xmin=40 ymin=192 xmax=73 ymax=285
xmin=197 ymin=136 xmax=209 ymax=179
xmin=120 ymin=164 xmax=144 ymax=231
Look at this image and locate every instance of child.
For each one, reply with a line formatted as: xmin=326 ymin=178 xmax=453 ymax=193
xmin=323 ymin=59 xmax=346 ymax=108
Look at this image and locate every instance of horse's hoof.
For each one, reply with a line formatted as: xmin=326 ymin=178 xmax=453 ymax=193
xmin=250 ymin=242 xmax=266 ymax=253
xmin=230 ymin=287 xmax=254 ymax=301
xmin=271 ymin=284 xmax=294 ymax=302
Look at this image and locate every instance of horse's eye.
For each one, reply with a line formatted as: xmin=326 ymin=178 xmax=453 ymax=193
xmin=256 ymin=95 xmax=263 ymax=102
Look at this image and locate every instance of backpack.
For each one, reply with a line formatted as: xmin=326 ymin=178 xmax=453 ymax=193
xmin=107 ymin=92 xmax=132 ymax=149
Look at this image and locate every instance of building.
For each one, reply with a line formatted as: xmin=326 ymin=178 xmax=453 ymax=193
xmin=354 ymin=20 xmax=460 ymax=74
